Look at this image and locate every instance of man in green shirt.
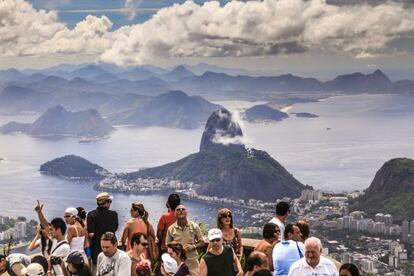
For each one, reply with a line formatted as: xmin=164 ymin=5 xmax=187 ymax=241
xmin=199 ymin=228 xmax=243 ymax=276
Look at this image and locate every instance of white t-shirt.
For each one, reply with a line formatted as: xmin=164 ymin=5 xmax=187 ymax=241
xmin=50 ymin=239 xmax=70 ymax=276
xmin=97 ymin=249 xmax=131 ymax=276
xmin=288 ymin=256 xmax=339 ymax=276
xmin=269 ymin=217 xmax=285 ymax=241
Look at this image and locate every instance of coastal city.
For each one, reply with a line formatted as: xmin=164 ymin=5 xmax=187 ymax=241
xmin=96 ymin=176 xmax=414 ymax=275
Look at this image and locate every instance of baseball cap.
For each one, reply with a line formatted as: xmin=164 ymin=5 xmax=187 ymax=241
xmin=21 ymin=263 xmax=45 ymax=276
xmin=208 ymin=228 xmax=222 ymax=241
xmin=66 ymin=251 xmax=84 ymax=266
xmin=161 ymin=253 xmax=178 ymax=274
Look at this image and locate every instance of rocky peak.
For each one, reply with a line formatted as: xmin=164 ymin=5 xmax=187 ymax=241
xmin=199 ymin=108 xmax=244 ymax=152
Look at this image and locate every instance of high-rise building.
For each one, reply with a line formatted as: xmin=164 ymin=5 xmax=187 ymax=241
xmin=375 ymin=213 xmax=384 ymax=223
xmin=384 ymin=214 xmax=393 ymax=226
xmin=402 ymin=220 xmax=409 ymax=243
xmin=343 ymin=216 xmax=352 ymax=229
xmin=14 ymin=221 xmax=26 ymax=239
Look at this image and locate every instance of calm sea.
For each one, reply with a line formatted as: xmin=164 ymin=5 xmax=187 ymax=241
xmin=0 ymin=94 xmax=414 ymax=227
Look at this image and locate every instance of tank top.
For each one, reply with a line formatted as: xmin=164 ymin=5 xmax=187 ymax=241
xmin=222 ymin=229 xmax=240 ymax=255
xmin=70 ymin=227 xmax=85 ymax=253
xmin=203 ymin=245 xmax=234 ymax=276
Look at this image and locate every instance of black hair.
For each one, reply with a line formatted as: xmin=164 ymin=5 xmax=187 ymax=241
xmin=51 ymin=217 xmax=67 ymax=235
xmin=246 ymin=254 xmax=265 ymax=272
xmin=76 ymin=207 xmax=87 ymax=220
xmin=31 ymin=255 xmax=48 ymax=274
xmin=0 ymin=254 xmax=5 ymax=260
xmin=167 ymin=193 xmax=181 ymax=211
xmin=130 ymin=232 xmax=147 ymax=249
xmin=284 ymin=223 xmax=295 ymax=240
xmin=275 ymin=201 xmax=290 ymax=216
xmin=75 ymin=207 xmax=86 ymax=228
xmin=340 ymin=263 xmax=361 ymax=276
xmin=101 ymin=232 xmax=117 ymax=245
xmin=253 ymin=269 xmax=272 ymax=276
xmin=167 ymin=243 xmax=187 ymax=261
xmin=262 ymin=223 xmax=279 ymax=240
xmin=40 ymin=224 xmax=52 ymax=256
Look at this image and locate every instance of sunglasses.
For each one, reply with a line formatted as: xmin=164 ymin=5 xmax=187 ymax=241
xmin=220 ymin=214 xmax=231 ymax=218
xmin=140 ymin=242 xmax=148 ymax=247
xmin=210 ymin=238 xmax=221 ymax=243
xmin=64 ymin=215 xmax=73 ymax=218
xmin=176 ymin=208 xmax=186 ymax=212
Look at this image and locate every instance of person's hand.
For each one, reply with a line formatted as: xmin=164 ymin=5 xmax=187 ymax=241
xmin=183 ymin=243 xmax=194 ymax=252
xmin=236 ymin=271 xmax=243 ymax=276
xmin=35 ymin=200 xmax=44 ymax=213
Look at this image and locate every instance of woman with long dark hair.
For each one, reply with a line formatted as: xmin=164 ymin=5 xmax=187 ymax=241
xmin=28 ymin=224 xmax=53 ymax=257
xmin=215 ymin=208 xmax=243 ymax=259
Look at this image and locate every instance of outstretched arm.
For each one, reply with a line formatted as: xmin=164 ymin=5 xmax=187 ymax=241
xmin=34 ymin=200 xmax=49 ymax=231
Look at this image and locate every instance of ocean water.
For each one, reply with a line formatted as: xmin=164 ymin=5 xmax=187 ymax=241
xmin=0 ymin=94 xmax=414 ymax=227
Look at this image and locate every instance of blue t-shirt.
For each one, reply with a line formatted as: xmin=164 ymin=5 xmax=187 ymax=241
xmin=272 ymin=240 xmax=304 ymax=276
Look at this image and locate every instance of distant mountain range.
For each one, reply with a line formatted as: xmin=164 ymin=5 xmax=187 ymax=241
xmin=2 ymin=64 xmax=414 ymax=97
xmin=0 ymin=105 xmax=114 ymax=138
xmin=351 ymin=158 xmax=414 ymax=222
xmin=121 ymin=108 xmax=309 ymax=201
xmin=1 ymin=65 xmax=414 ymax=125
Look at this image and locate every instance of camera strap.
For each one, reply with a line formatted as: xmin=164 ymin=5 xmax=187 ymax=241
xmin=51 ymin=240 xmax=68 ymax=254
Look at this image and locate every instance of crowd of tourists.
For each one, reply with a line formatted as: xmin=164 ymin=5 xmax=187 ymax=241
xmin=0 ymin=193 xmax=363 ymax=276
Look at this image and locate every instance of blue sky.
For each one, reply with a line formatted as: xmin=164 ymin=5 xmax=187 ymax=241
xmin=2 ymin=0 xmax=414 ymax=79
xmin=28 ymin=0 xmax=233 ymax=29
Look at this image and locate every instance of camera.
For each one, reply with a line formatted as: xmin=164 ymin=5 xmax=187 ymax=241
xmin=50 ymin=256 xmax=61 ymax=265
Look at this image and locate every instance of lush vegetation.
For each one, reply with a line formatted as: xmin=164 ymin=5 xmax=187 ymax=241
xmin=40 ymin=155 xmax=107 ymax=179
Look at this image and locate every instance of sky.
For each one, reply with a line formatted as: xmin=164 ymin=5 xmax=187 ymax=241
xmin=2 ymin=0 xmax=414 ymax=79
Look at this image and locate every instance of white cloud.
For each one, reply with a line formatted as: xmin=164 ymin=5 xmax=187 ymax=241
xmin=0 ymin=0 xmax=112 ymax=57
xmin=210 ymin=108 xmax=248 ymax=146
xmin=100 ymin=0 xmax=414 ymax=66
xmin=2 ymin=0 xmax=414 ymax=66
xmin=124 ymin=0 xmax=143 ymax=20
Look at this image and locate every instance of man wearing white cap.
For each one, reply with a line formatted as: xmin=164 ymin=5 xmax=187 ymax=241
xmin=87 ymin=192 xmax=118 ymax=272
xmin=199 ymin=228 xmax=243 ymax=276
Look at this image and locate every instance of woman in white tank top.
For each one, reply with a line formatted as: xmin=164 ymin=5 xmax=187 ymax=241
xmin=64 ymin=207 xmax=89 ymax=263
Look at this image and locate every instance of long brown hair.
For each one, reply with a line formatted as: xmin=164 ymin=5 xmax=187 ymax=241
xmin=132 ymin=202 xmax=151 ymax=235
xmin=216 ymin=208 xmax=233 ymax=229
